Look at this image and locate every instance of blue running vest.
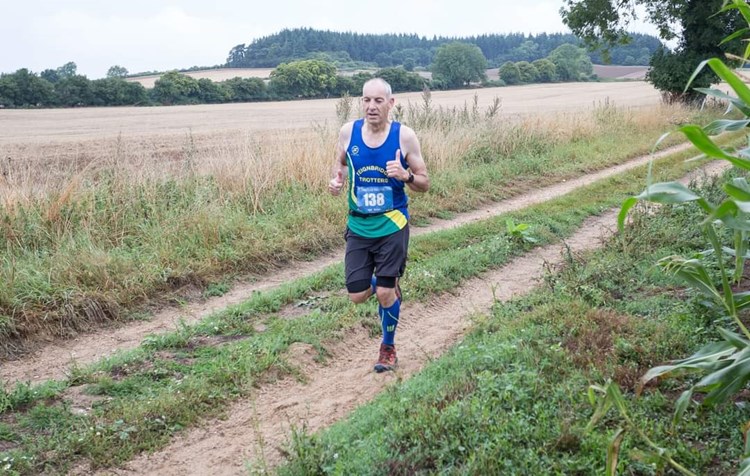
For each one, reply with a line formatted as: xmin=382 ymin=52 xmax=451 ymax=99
xmin=346 ymin=119 xmax=409 ymax=238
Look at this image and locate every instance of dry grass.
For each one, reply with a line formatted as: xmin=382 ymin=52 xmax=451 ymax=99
xmin=0 ymin=87 xmax=716 ymax=355
xmin=0 ymin=100 xmax=696 ymax=212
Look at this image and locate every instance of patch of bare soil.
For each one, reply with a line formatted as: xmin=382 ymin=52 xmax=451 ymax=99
xmin=0 ymin=142 xmax=703 ymax=387
xmin=96 ymin=161 xmax=727 ymax=476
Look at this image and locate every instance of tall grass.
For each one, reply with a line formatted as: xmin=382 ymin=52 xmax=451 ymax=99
xmin=0 ymin=97 xmax=724 ymax=356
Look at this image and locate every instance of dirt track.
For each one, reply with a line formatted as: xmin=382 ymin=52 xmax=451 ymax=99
xmin=0 ymin=140 xmax=697 ymax=386
xmin=107 ymin=160 xmax=728 ymax=476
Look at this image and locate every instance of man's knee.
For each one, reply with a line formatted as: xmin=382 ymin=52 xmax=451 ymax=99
xmin=349 ymin=290 xmax=370 ymax=304
xmin=347 ymin=278 xmax=372 ymax=304
xmin=374 ymin=276 xmax=397 ymax=307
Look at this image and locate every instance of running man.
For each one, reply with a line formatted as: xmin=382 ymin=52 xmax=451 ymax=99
xmin=328 ymin=77 xmax=429 ymax=372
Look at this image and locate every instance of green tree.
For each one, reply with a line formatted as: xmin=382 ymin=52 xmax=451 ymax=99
xmin=152 ymin=71 xmax=200 ymax=105
xmin=548 ymin=43 xmax=593 ymax=81
xmin=90 ymin=78 xmax=147 ymax=106
xmin=374 ymin=67 xmax=426 ymax=93
xmin=40 ymin=69 xmax=60 ymax=84
xmin=54 ymin=75 xmax=94 ymax=106
xmin=349 ymin=72 xmax=374 ymax=95
xmin=532 ymin=58 xmax=558 ymax=82
xmin=56 ymin=62 xmax=78 ymax=80
xmin=431 ymin=42 xmax=488 ymax=88
xmin=106 ymin=65 xmax=129 ymax=78
xmin=331 ymin=75 xmax=356 ymax=96
xmin=498 ymin=61 xmax=521 ymax=85
xmin=197 ymin=78 xmax=230 ymax=103
xmin=561 ymin=0 xmax=742 ymax=101
xmin=268 ymin=59 xmax=338 ymax=98
xmin=0 ymin=69 xmax=54 ymax=107
xmin=223 ymin=77 xmax=267 ymax=102
xmin=516 ymin=61 xmax=540 ymax=83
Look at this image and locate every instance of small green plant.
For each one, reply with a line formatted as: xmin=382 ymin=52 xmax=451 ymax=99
xmin=586 ymin=380 xmax=695 ymax=476
xmin=204 ymin=282 xmax=230 ymax=298
xmin=505 ymin=218 xmax=538 ymax=244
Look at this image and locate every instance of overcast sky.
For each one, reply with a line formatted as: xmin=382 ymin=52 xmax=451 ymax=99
xmin=1 ymin=0 xmax=661 ymax=79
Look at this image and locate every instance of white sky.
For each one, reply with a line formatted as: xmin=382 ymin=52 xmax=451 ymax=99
xmin=1 ymin=0 xmax=662 ymax=79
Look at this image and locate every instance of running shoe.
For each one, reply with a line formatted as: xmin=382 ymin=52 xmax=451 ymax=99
xmin=374 ymin=343 xmax=398 ymax=372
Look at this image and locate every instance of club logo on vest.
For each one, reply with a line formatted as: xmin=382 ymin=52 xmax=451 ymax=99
xmin=351 ymin=145 xmax=359 ymax=156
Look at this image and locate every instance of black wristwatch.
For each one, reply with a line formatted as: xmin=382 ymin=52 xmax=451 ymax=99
xmin=406 ymin=171 xmax=415 ymax=183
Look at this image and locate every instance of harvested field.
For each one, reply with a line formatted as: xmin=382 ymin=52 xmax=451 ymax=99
xmin=0 ymin=81 xmax=660 ymax=146
xmin=125 ymin=68 xmax=276 ymax=88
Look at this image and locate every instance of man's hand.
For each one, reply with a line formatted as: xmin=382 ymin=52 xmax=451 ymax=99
xmin=386 ymin=150 xmax=408 ymax=182
xmin=329 ymin=170 xmax=345 ymax=196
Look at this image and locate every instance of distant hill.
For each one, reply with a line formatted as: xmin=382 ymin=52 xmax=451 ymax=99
xmin=226 ymin=28 xmax=662 ymax=69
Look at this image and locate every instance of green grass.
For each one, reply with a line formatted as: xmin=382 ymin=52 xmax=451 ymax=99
xmin=0 ymin=132 xmax=740 ymax=474
xmin=0 ymin=105 xmax=725 ymax=356
xmin=277 ymin=171 xmax=746 ymax=476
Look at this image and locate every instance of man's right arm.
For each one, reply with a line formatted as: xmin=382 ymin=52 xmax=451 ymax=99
xmin=328 ymin=122 xmax=352 ymax=196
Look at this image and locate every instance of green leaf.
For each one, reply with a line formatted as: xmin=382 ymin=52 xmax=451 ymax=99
xmin=688 ymin=59 xmax=750 ymax=107
xmin=718 ymin=0 xmax=750 ymax=26
xmin=618 ymin=197 xmax=638 ymax=232
xmin=703 ymin=119 xmax=750 ymax=135
xmin=694 ymin=88 xmax=750 ymax=116
xmin=638 ymin=340 xmax=736 ymax=393
xmin=719 ymin=27 xmax=750 ymax=46
xmin=725 ymin=182 xmax=750 ymax=201
xmin=586 ymin=382 xmax=613 ymax=431
xmin=657 ymin=256 xmax=723 ymax=303
xmin=695 ymin=347 xmax=750 ymax=406
xmin=717 ymin=327 xmax=750 ymax=349
xmin=739 ymin=456 xmax=750 ymax=476
xmin=678 ymin=124 xmax=750 ymax=169
xmin=606 ymin=428 xmax=625 ymax=476
xmin=734 ymin=291 xmax=750 ymax=310
xmin=707 ymin=200 xmax=739 ymax=224
xmin=635 ymin=182 xmax=700 ymax=204
xmin=719 ymin=214 xmax=750 ymax=231
xmin=672 ymin=388 xmax=693 ymax=428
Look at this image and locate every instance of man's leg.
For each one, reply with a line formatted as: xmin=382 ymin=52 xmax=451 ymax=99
xmin=372 ymin=226 xmax=408 ymax=372
xmin=344 ymin=229 xmax=375 ymax=304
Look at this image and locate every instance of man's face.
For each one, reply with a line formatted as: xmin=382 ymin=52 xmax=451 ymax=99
xmin=361 ymin=82 xmax=394 ymax=126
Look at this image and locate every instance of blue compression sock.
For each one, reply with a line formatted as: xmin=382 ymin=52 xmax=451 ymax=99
xmin=379 ymin=299 xmax=400 ymax=346
xmin=370 ymin=275 xmax=377 ymax=296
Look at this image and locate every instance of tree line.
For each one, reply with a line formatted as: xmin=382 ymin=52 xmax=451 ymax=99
xmin=0 ymin=41 xmax=598 ymax=108
xmin=226 ymin=28 xmax=660 ymax=69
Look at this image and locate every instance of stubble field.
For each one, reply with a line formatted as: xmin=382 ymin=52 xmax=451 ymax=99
xmin=0 ymin=81 xmax=660 ymax=146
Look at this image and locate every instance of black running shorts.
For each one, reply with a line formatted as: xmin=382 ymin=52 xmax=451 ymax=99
xmin=344 ymin=225 xmax=409 ymax=293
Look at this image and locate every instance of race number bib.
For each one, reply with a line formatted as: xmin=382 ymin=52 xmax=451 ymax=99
xmin=356 ymin=186 xmax=394 ymax=214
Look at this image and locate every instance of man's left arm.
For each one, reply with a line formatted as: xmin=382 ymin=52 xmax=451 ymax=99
xmin=401 ymin=126 xmax=429 ymax=193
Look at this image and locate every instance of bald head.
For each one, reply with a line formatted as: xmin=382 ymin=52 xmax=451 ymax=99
xmin=361 ymin=77 xmax=394 ymax=128
xmin=362 ymin=78 xmax=392 ymax=98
